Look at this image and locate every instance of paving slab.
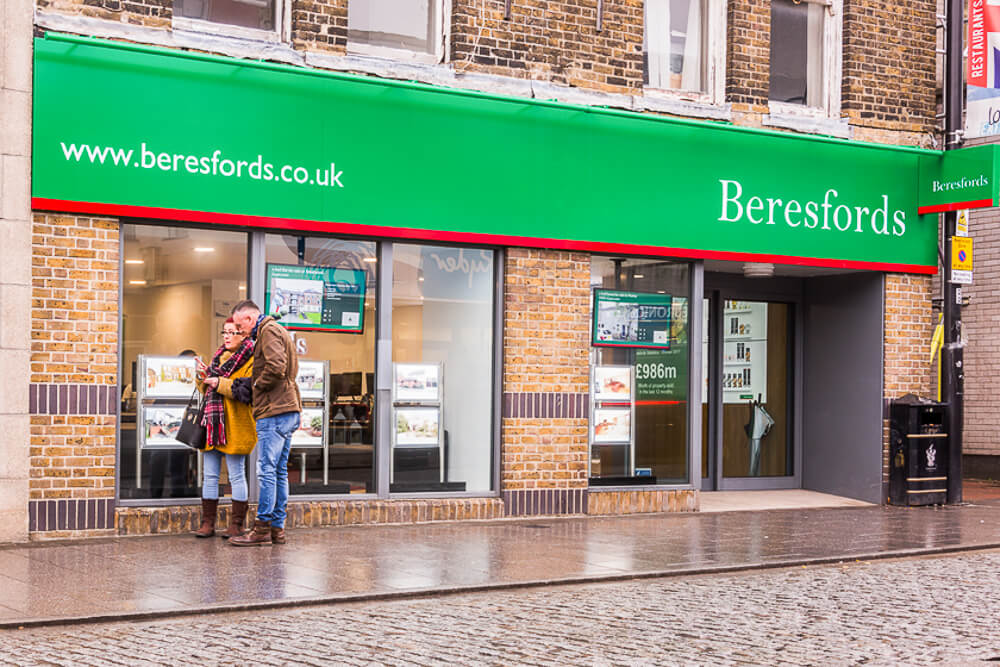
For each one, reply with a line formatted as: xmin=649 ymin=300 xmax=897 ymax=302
xmin=2 ymin=502 xmax=1000 ymax=628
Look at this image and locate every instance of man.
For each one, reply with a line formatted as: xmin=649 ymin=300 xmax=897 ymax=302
xmin=228 ymin=299 xmax=301 ymax=546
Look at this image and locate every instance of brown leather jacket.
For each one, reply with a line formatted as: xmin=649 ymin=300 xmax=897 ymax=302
xmin=251 ymin=316 xmax=302 ymax=420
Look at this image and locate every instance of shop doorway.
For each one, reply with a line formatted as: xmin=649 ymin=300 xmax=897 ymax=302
xmin=701 ymin=277 xmax=799 ymax=491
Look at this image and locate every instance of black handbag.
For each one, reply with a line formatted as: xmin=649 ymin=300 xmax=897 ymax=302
xmin=176 ymin=388 xmax=207 ymax=450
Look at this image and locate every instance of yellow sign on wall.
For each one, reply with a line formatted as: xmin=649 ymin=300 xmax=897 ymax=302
xmin=951 ymin=236 xmax=973 ymax=284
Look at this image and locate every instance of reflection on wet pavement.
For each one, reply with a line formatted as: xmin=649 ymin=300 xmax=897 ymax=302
xmin=1 ymin=504 xmax=1000 ymax=625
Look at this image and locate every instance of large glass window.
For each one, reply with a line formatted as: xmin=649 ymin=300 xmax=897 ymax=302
xmin=390 ymin=244 xmax=495 ymax=493
xmin=174 ymin=0 xmax=277 ymax=31
xmin=348 ymin=0 xmax=441 ymax=57
xmin=644 ymin=0 xmax=709 ymax=93
xmin=265 ymin=234 xmax=378 ymax=496
xmin=589 ymin=257 xmax=691 ymax=484
xmin=120 ymin=224 xmax=249 ymax=500
xmin=769 ymin=0 xmax=825 ymax=106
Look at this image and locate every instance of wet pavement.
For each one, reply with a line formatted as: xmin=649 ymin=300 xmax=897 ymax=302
xmin=2 ymin=502 xmax=1000 ymax=628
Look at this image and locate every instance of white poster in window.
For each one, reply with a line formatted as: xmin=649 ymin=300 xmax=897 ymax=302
xmin=395 ymin=407 xmax=440 ymax=446
xmin=296 ymin=361 xmax=327 ymax=400
xmin=142 ymin=406 xmax=187 ymax=448
xmin=394 ymin=363 xmax=440 ymax=402
xmin=592 ymin=407 xmax=631 ymax=444
xmin=292 ymin=408 xmax=325 ymax=448
xmin=142 ymin=356 xmax=197 ymax=399
xmin=592 ymin=366 xmax=632 ymax=402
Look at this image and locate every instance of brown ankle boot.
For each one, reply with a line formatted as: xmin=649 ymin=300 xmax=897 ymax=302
xmin=230 ymin=519 xmax=272 ymax=546
xmin=270 ymin=525 xmax=286 ymax=544
xmin=193 ymin=498 xmax=218 ymax=538
xmin=220 ymin=500 xmax=248 ymax=540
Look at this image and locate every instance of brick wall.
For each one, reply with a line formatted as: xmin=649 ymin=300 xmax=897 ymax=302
xmin=501 ymin=248 xmax=590 ymax=515
xmin=842 ymin=0 xmax=937 ymax=134
xmin=726 ymin=0 xmax=769 ymax=111
xmin=450 ymin=0 xmax=644 ymax=93
xmin=37 ymin=0 xmax=171 ymax=28
xmin=291 ymin=0 xmax=347 ymax=53
xmin=29 ymin=214 xmax=120 ymax=537
xmin=963 ymin=203 xmax=1000 ymax=459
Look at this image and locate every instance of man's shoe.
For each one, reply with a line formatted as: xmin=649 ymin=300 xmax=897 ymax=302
xmin=220 ymin=500 xmax=249 ymax=540
xmin=193 ymin=498 xmax=218 ymax=538
xmin=270 ymin=526 xmax=286 ymax=544
xmin=229 ymin=520 xmax=272 ymax=546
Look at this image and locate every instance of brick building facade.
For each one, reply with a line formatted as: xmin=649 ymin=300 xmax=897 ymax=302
xmin=1 ymin=0 xmax=943 ymax=542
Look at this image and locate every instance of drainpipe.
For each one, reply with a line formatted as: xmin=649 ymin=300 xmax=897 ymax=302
xmin=943 ymin=0 xmax=964 ymax=503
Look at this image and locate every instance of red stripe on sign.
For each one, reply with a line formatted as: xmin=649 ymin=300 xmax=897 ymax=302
xmin=32 ymin=197 xmax=939 ymax=275
xmin=917 ymin=198 xmax=995 ymax=214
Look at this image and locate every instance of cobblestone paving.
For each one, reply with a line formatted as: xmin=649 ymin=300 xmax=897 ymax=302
xmin=3 ymin=550 xmax=1000 ymax=666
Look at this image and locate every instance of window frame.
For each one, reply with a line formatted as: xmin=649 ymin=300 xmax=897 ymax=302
xmin=171 ymin=0 xmax=288 ymax=44
xmin=346 ymin=0 xmax=450 ymax=65
xmin=766 ymin=0 xmax=844 ymax=121
xmin=642 ymin=0 xmax=728 ymax=107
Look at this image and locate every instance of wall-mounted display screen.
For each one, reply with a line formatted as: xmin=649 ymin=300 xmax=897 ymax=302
xmin=265 ymin=263 xmax=366 ymax=333
xmin=592 ymin=289 xmax=672 ymax=349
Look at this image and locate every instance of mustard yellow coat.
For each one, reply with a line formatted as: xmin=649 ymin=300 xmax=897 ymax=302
xmin=197 ymin=352 xmax=257 ymax=456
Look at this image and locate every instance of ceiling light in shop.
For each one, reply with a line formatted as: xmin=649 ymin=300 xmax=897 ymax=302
xmin=193 ymin=247 xmax=215 ymax=253
xmin=124 ymin=259 xmax=144 ymax=265
xmin=238 ymin=284 xmax=246 ymax=291
xmin=742 ymin=262 xmax=774 ymax=278
xmin=129 ymin=280 xmax=147 ymax=285
xmin=633 ymin=274 xmax=644 ymax=279
xmin=362 ymin=257 xmax=377 ymax=263
xmin=418 ymin=277 xmax=424 ymax=282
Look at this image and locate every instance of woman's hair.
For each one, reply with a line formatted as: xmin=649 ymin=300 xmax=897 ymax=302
xmin=224 ymin=316 xmax=235 ymax=325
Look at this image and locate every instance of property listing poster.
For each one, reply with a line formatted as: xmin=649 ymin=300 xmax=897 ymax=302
xmin=265 ymin=264 xmax=366 ymax=332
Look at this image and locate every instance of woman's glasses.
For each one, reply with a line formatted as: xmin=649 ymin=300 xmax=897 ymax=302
xmin=221 ymin=330 xmax=240 ymax=337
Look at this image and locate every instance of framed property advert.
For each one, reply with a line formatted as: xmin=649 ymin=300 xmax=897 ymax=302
xmin=291 ymin=407 xmax=326 ymax=448
xmin=265 ymin=263 xmax=366 ymax=333
xmin=140 ymin=405 xmax=188 ymax=449
xmin=592 ymin=407 xmax=631 ymax=444
xmin=140 ymin=355 xmax=198 ymax=400
xmin=592 ymin=289 xmax=672 ymax=349
xmin=296 ymin=360 xmax=328 ymax=401
xmin=394 ymin=407 xmax=441 ymax=447
xmin=592 ymin=365 xmax=633 ymax=402
xmin=393 ymin=363 xmax=441 ymax=403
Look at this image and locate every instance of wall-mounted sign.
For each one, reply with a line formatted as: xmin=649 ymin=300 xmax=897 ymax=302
xmin=592 ymin=366 xmax=633 ymax=402
xmin=951 ymin=236 xmax=973 ymax=284
xmin=592 ymin=407 xmax=631 ymax=444
xmin=393 ymin=363 xmax=441 ymax=402
xmin=265 ymin=264 xmax=365 ymax=333
xmin=295 ymin=360 xmax=327 ymax=400
xmin=32 ymin=34 xmax=940 ymax=274
xmin=394 ymin=407 xmax=440 ymax=447
xmin=593 ymin=290 xmax=672 ymax=349
xmin=141 ymin=356 xmax=197 ymax=399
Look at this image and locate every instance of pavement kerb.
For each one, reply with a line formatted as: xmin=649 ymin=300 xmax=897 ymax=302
xmin=3 ymin=539 xmax=1000 ymax=631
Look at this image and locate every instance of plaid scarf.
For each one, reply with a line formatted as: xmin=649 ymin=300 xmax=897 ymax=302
xmin=201 ymin=337 xmax=255 ymax=450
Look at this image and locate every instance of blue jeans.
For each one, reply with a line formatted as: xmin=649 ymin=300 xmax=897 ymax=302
xmin=202 ymin=449 xmax=248 ymax=502
xmin=255 ymin=412 xmax=300 ymax=528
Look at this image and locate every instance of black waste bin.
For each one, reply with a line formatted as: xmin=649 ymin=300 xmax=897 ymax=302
xmin=888 ymin=395 xmax=948 ymax=506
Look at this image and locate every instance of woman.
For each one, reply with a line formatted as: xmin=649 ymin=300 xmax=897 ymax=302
xmin=193 ymin=317 xmax=256 ymax=539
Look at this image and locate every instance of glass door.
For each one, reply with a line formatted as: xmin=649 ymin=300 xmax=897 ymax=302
xmin=702 ymin=294 xmax=794 ymax=489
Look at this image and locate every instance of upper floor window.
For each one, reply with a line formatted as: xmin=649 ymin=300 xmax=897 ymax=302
xmin=348 ymin=0 xmax=443 ymax=61
xmin=768 ymin=0 xmax=826 ymax=106
xmin=174 ymin=0 xmax=278 ymax=33
xmin=644 ymin=0 xmax=708 ymax=93
xmin=643 ymin=0 xmax=725 ymax=103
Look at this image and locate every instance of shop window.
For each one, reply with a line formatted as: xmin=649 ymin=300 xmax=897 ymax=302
xmin=174 ymin=0 xmax=279 ymax=35
xmin=390 ymin=244 xmax=495 ymax=494
xmin=265 ymin=234 xmax=378 ymax=496
xmin=348 ymin=0 xmax=443 ymax=61
xmin=643 ymin=0 xmax=725 ymax=101
xmin=768 ymin=0 xmax=842 ymax=113
xmin=120 ymin=224 xmax=249 ymax=501
xmin=589 ymin=258 xmax=691 ymax=485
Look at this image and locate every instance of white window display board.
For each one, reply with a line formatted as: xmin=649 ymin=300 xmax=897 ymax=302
xmin=722 ymin=301 xmax=768 ymax=404
xmin=291 ymin=359 xmax=330 ymax=486
xmin=390 ymin=362 xmax=445 ymax=483
xmin=589 ymin=365 xmax=636 ymax=477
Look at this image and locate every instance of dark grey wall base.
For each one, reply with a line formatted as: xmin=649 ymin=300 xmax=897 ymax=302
xmin=29 ymin=498 xmax=116 ymax=532
xmin=503 ymin=488 xmax=588 ymax=516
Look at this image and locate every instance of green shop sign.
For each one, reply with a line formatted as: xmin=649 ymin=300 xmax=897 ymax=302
xmin=33 ymin=33 xmax=942 ymax=273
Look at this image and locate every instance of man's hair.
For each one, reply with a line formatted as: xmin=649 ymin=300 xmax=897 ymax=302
xmin=231 ymin=299 xmax=261 ymax=315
